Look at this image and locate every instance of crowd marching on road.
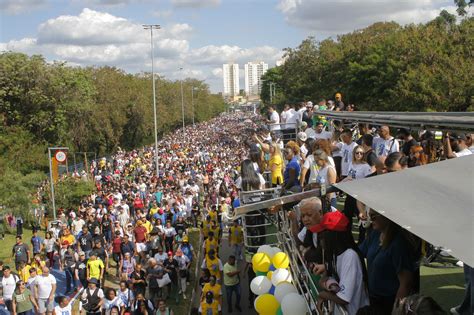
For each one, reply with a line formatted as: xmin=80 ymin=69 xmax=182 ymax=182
xmin=0 ymin=93 xmax=472 ymax=315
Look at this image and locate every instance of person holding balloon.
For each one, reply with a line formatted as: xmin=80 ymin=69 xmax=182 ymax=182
xmin=312 ymin=211 xmax=369 ymax=315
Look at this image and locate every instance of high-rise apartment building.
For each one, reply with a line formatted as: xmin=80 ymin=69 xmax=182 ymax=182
xmin=244 ymin=61 xmax=268 ymax=97
xmin=222 ymin=64 xmax=240 ymax=97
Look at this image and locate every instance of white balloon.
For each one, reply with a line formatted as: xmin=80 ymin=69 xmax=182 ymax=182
xmin=250 ymin=275 xmax=272 ymax=295
xmin=281 ymin=293 xmax=307 ymax=315
xmin=257 ymin=245 xmax=273 ymax=257
xmin=271 ymin=268 xmax=293 ymax=286
xmin=274 ymin=282 xmax=298 ymax=303
xmin=269 ymin=247 xmax=282 ymax=258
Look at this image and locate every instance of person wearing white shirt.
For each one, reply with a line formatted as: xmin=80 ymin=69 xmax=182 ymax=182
xmin=444 ymin=132 xmax=473 ymax=159
xmin=1 ymin=267 xmax=19 ymax=311
xmin=35 ymin=267 xmax=57 ymax=315
xmin=267 ymin=106 xmax=281 ymax=131
xmin=340 ymin=129 xmax=358 ymax=178
xmin=307 ymin=121 xmax=333 ymax=140
xmin=372 ymin=126 xmax=399 ymax=160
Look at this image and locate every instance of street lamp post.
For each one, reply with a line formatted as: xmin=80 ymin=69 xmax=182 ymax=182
xmin=191 ymin=87 xmax=198 ymax=126
xmin=143 ymin=24 xmax=161 ymax=178
xmin=179 ymin=67 xmax=185 ymax=136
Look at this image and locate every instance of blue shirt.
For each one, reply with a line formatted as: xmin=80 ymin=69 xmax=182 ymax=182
xmin=283 ymin=157 xmax=301 ymax=187
xmin=359 ymin=229 xmax=416 ymax=298
xmin=31 ymin=236 xmax=43 ymax=253
xmin=154 ymin=192 xmax=163 ymax=204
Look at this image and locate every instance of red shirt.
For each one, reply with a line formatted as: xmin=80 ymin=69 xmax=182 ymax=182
xmin=112 ymin=237 xmax=122 ymax=253
xmin=134 ymin=226 xmax=147 ymax=243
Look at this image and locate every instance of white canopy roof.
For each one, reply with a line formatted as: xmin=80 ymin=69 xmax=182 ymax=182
xmin=334 ymin=156 xmax=474 ymax=265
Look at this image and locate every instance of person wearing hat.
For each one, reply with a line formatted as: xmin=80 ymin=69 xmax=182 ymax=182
xmin=174 ymin=248 xmax=191 ymax=300
xmin=297 ymin=131 xmax=309 ymax=158
xmin=199 ymin=291 xmax=221 ymax=315
xmin=179 ymin=235 xmax=195 ymax=263
xmin=335 ymin=92 xmax=345 ymax=111
xmin=201 ymin=275 xmax=222 ymax=307
xmin=444 ymin=132 xmax=472 ymax=158
xmin=81 ymin=278 xmax=104 ymax=315
xmin=312 ymin=211 xmax=369 ymax=315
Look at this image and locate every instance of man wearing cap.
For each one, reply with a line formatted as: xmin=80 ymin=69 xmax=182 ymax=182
xmin=174 ymin=248 xmax=191 ymax=300
xmin=335 ymin=93 xmax=345 ymax=111
xmin=444 ymin=132 xmax=472 ymax=158
xmin=81 ymin=278 xmax=104 ymax=315
xmin=297 ymin=131 xmax=309 ymax=161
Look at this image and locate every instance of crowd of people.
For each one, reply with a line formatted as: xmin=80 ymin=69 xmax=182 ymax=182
xmin=0 ymin=96 xmax=472 ymax=315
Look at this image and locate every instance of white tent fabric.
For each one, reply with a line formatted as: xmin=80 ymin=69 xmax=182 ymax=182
xmin=334 ymin=155 xmax=474 ymax=266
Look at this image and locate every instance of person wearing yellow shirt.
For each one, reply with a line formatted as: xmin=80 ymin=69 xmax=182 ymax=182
xmin=268 ymin=143 xmax=284 ymax=186
xmin=18 ymin=262 xmax=31 ymax=283
xmin=229 ymin=221 xmax=243 ymax=261
xmin=201 ymin=216 xmax=212 ymax=239
xmin=30 ymin=254 xmax=46 ymax=276
xmin=60 ymin=229 xmax=75 ymax=247
xmin=209 ymin=223 xmax=221 ymax=244
xmin=149 ymin=202 xmax=159 ymax=217
xmin=201 ymin=276 xmax=222 ymax=305
xmin=208 ymin=208 xmax=218 ymax=224
xmin=201 ymin=250 xmax=223 ymax=283
xmin=199 ymin=291 xmax=221 ymax=315
xmin=203 ymin=232 xmax=218 ymax=256
xmin=86 ymin=252 xmax=105 ymax=286
xmin=140 ymin=217 xmax=153 ymax=234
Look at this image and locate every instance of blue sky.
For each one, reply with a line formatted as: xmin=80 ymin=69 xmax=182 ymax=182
xmin=0 ymin=0 xmax=460 ymax=92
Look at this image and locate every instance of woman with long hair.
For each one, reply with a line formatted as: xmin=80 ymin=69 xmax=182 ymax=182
xmin=268 ymin=143 xmax=284 ymax=187
xmin=315 ymin=211 xmax=369 ymax=315
xmin=282 ymin=141 xmax=301 ymax=194
xmin=360 ymin=210 xmax=418 ymax=314
xmin=235 ymin=159 xmax=265 ymax=191
xmin=313 ymin=150 xmax=337 ymax=208
xmin=409 ymin=145 xmax=428 ymax=167
xmin=300 ymin=139 xmax=335 ymax=188
xmin=119 ymin=252 xmax=136 ymax=281
xmin=342 ymin=145 xmax=373 ymax=240
xmin=12 ymin=280 xmax=38 ymax=315
xmin=43 ymin=232 xmax=56 ymax=268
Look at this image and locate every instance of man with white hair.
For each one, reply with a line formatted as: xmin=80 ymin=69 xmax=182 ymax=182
xmin=288 ymin=197 xmax=323 ymax=249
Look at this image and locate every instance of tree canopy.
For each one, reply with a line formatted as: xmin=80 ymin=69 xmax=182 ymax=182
xmin=0 ymin=52 xmax=225 ymax=218
xmin=261 ymin=15 xmax=473 ymax=112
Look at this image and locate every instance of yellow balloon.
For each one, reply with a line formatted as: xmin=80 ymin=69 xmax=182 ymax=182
xmin=252 ymin=253 xmax=271 ymax=273
xmin=267 ymin=271 xmax=273 ymax=280
xmin=255 ymin=294 xmax=279 ymax=314
xmin=272 ymin=252 xmax=290 ymax=269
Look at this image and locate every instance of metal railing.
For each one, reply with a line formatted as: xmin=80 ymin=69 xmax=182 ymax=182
xmin=235 ymin=187 xmax=348 ymax=315
xmin=268 ymin=122 xmax=299 ymax=142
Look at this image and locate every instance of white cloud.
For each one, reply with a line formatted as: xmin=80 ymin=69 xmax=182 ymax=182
xmin=0 ymin=8 xmax=280 ymax=93
xmin=171 ymin=0 xmax=220 ymax=8
xmin=277 ymin=0 xmax=458 ymax=35
xmin=153 ymin=9 xmax=173 ymax=18
xmin=0 ymin=0 xmax=46 ymax=14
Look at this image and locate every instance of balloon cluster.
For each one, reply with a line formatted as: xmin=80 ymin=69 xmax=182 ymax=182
xmin=250 ymin=245 xmax=307 ymax=315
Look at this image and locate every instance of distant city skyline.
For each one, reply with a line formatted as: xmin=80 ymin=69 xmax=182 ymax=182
xmin=0 ymin=0 xmax=460 ymax=93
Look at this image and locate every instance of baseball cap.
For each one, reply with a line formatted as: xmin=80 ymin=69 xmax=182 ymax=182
xmin=309 ymin=211 xmax=349 ymax=233
xmin=297 ymin=132 xmax=308 ymax=142
xmin=168 ymin=251 xmax=173 ymax=256
xmin=449 ymin=132 xmax=467 ymax=141
xmin=88 ymin=278 xmax=99 ymax=285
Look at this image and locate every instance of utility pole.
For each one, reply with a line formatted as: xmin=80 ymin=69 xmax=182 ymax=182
xmin=179 ymin=67 xmax=185 ymax=137
xmin=143 ymin=24 xmax=161 ymax=178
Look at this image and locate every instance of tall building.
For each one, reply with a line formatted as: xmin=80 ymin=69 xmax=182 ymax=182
xmin=222 ymin=63 xmax=240 ymax=97
xmin=244 ymin=61 xmax=268 ymax=98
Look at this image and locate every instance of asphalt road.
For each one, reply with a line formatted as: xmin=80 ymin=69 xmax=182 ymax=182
xmin=218 ymin=229 xmax=257 ymax=315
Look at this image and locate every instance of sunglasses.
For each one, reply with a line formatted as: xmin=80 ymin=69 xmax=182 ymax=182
xmin=355 ymin=151 xmax=364 ymax=155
